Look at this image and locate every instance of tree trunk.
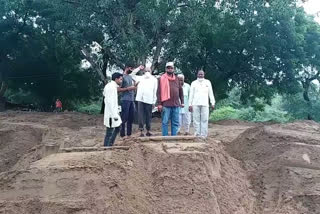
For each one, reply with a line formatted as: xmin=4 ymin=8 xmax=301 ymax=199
xmin=0 ymin=81 xmax=7 ymax=97
xmin=81 ymin=49 xmax=107 ymax=83
xmin=302 ymin=80 xmax=313 ymax=120
xmin=100 ymin=98 xmax=105 ymax=114
xmin=151 ymin=36 xmax=164 ymax=73
xmin=0 ymin=97 xmax=5 ymax=112
xmin=0 ymin=81 xmax=7 ymax=112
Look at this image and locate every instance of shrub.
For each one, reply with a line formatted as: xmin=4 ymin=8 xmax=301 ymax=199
xmin=211 ymin=92 xmax=294 ymax=123
xmin=5 ymin=88 xmax=44 ymax=105
xmin=237 ymin=107 xmax=256 ymax=121
xmin=210 ymin=106 xmax=239 ymax=121
xmin=71 ymin=99 xmax=102 ymax=114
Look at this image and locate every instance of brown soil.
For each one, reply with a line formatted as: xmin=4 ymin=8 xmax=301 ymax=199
xmin=0 ymin=111 xmax=319 ymax=213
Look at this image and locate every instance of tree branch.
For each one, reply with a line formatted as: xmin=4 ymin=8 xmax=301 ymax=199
xmin=62 ymin=0 xmax=81 ymax=5
xmin=81 ymin=48 xmax=107 ymax=83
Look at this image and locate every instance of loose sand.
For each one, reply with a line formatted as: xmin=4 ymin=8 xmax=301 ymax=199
xmin=0 ymin=111 xmax=319 ymax=213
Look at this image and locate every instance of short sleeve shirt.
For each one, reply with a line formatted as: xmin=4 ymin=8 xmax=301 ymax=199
xmin=121 ymin=74 xmax=134 ymax=101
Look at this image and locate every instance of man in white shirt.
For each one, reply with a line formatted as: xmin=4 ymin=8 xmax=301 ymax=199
xmin=103 ymin=72 xmax=123 ymax=147
xmin=177 ymin=74 xmax=191 ymax=135
xmin=189 ymin=70 xmax=215 ymax=137
xmin=133 ymin=67 xmax=158 ymax=137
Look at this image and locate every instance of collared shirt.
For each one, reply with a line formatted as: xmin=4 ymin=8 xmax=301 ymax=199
xmin=189 ymin=79 xmax=215 ymax=107
xmin=157 ymin=74 xmax=184 ymax=107
xmin=103 ymin=81 xmax=122 ymax=128
xmin=134 ymin=74 xmax=158 ymax=105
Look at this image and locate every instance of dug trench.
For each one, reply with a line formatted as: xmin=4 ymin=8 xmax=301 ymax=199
xmin=0 ymin=112 xmax=320 ymax=213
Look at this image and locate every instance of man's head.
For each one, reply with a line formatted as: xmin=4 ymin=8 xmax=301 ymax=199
xmin=177 ymin=74 xmax=185 ymax=86
xmin=197 ymin=70 xmax=205 ymax=79
xmin=124 ymin=62 xmax=134 ymax=74
xmin=144 ymin=67 xmax=152 ymax=76
xmin=165 ymin=62 xmax=175 ymax=75
xmin=112 ymin=72 xmax=123 ymax=85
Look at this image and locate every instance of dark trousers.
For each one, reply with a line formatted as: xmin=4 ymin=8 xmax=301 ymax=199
xmin=120 ymin=100 xmax=135 ymax=137
xmin=104 ymin=119 xmax=120 ymax=147
xmin=104 ymin=127 xmax=120 ymax=147
xmin=138 ymin=102 xmax=152 ymax=131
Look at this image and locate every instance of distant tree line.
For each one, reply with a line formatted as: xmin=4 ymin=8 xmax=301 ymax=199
xmin=1 ymin=0 xmax=320 ymax=119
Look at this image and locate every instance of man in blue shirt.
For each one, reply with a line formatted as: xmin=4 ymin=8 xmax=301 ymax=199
xmin=118 ymin=63 xmax=144 ymax=138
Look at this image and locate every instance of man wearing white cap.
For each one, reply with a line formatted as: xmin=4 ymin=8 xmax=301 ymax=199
xmin=177 ymin=74 xmax=191 ymax=135
xmin=157 ymin=62 xmax=184 ymax=136
xmin=189 ymin=70 xmax=215 ymax=138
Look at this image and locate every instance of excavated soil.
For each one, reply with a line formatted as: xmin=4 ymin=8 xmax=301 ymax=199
xmin=0 ymin=111 xmax=319 ymax=213
xmin=223 ymin=121 xmax=320 ymax=214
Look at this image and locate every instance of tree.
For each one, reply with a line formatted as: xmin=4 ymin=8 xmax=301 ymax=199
xmin=0 ymin=0 xmax=101 ymax=110
xmin=2 ymin=0 xmax=320 ymax=115
xmin=294 ymin=8 xmax=320 ymax=119
xmin=167 ymin=0 xmax=304 ymax=101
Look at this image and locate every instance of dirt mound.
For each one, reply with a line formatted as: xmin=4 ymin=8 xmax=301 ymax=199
xmin=212 ymin=119 xmax=257 ymax=126
xmin=0 ymin=112 xmax=105 ymax=173
xmin=226 ymin=122 xmax=320 ymax=214
xmin=2 ymin=112 xmax=320 ymax=213
xmin=0 ymin=112 xmax=256 ymax=214
xmin=0 ymin=143 xmax=256 ymax=214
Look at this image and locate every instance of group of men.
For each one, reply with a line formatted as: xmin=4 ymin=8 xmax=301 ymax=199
xmin=103 ymin=62 xmax=215 ymax=147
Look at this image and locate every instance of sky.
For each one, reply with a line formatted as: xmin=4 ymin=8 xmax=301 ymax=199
xmin=303 ymin=0 xmax=320 ymax=22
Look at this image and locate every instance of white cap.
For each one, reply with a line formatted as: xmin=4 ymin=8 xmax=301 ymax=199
xmin=165 ymin=62 xmax=174 ymax=68
xmin=177 ymin=74 xmax=184 ymax=78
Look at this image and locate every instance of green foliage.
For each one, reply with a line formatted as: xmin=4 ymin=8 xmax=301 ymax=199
xmin=1 ymin=0 xmax=320 ymax=118
xmin=282 ymin=83 xmax=320 ymax=121
xmin=210 ymin=106 xmax=239 ymax=121
xmin=253 ymin=95 xmax=293 ymax=123
xmin=210 ymin=105 xmax=292 ymax=123
xmin=70 ymin=99 xmax=102 ymax=114
xmin=5 ymin=88 xmax=45 ymax=106
xmin=282 ymin=93 xmax=309 ymax=119
xmin=237 ymin=107 xmax=256 ymax=121
xmin=210 ymin=88 xmax=293 ymax=123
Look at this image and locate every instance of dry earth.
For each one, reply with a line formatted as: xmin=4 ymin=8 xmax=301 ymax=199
xmin=0 ymin=111 xmax=319 ymax=213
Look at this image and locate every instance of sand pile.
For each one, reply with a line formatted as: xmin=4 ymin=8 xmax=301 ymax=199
xmin=0 ymin=112 xmax=255 ymax=214
xmin=225 ymin=121 xmax=320 ymax=214
xmin=2 ymin=112 xmax=320 ymax=213
xmin=0 ymin=142 xmax=256 ymax=214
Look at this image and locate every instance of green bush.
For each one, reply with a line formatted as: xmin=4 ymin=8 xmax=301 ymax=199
xmin=237 ymin=107 xmax=256 ymax=121
xmin=252 ymin=95 xmax=292 ymax=123
xmin=281 ymin=90 xmax=320 ymax=121
xmin=211 ymin=91 xmax=294 ymax=123
xmin=210 ymin=106 xmax=239 ymax=121
xmin=253 ymin=105 xmax=292 ymax=123
xmin=5 ymin=88 xmax=47 ymax=107
xmin=71 ymin=99 xmax=102 ymax=114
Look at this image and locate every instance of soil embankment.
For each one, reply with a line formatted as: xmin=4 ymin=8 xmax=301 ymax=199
xmin=0 ymin=112 xmax=319 ymax=213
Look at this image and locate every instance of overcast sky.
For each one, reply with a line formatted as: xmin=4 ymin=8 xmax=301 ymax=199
xmin=303 ymin=0 xmax=320 ymax=22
